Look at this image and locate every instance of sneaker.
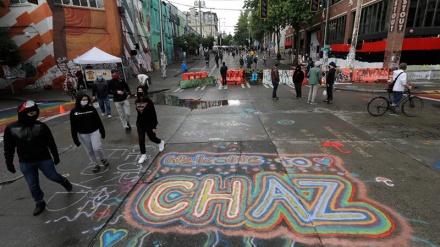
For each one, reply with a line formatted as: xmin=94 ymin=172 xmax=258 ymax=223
xmin=327 ymin=101 xmax=333 ymax=104
xmin=158 ymin=140 xmax=165 ymax=152
xmin=107 ymin=115 xmax=112 ymax=118
xmin=307 ymin=101 xmax=311 ymax=104
xmin=275 ymin=97 xmax=279 ymax=100
xmin=138 ymin=154 xmax=147 ymax=164
xmin=389 ymin=111 xmax=398 ymax=116
xmin=323 ymin=99 xmax=329 ymax=102
xmin=61 ymin=178 xmax=73 ymax=192
xmin=101 ymin=159 xmax=110 ymax=167
xmin=101 ymin=113 xmax=105 ymax=117
xmin=92 ymin=164 xmax=100 ymax=173
xmin=33 ymin=201 xmax=46 ymax=216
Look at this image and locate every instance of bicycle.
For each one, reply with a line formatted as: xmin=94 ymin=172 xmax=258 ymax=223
xmin=367 ymin=89 xmax=424 ymax=117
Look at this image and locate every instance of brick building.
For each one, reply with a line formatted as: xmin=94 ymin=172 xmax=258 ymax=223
xmin=298 ymin=0 xmax=440 ymax=67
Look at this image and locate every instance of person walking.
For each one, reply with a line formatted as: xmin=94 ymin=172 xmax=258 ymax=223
xmin=324 ymin=61 xmax=337 ymax=104
xmin=75 ymin=67 xmax=86 ymax=90
xmin=293 ymin=65 xmax=305 ymax=99
xmin=239 ymin=55 xmax=244 ymax=68
xmin=135 ymin=85 xmax=166 ymax=164
xmin=263 ymin=53 xmax=267 ymax=66
xmin=70 ymin=93 xmax=109 ymax=173
xmin=204 ymin=51 xmax=210 ymax=67
xmin=215 ymin=53 xmax=220 ymax=68
xmin=253 ymin=55 xmax=258 ymax=69
xmin=307 ymin=62 xmax=322 ymax=104
xmin=246 ymin=54 xmax=252 ymax=69
xmin=220 ymin=62 xmax=228 ymax=88
xmin=92 ymin=73 xmax=112 ymax=118
xmin=271 ymin=63 xmax=280 ymax=100
xmin=219 ymin=52 xmax=223 ymax=64
xmin=390 ymin=63 xmax=412 ymax=115
xmin=137 ymin=74 xmax=149 ymax=89
xmin=109 ymin=72 xmax=133 ymax=133
xmin=4 ymin=100 xmax=73 ymax=216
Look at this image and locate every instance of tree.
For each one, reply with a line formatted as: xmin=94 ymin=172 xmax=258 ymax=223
xmin=201 ymin=35 xmax=215 ymax=50
xmin=173 ymin=33 xmax=200 ymax=55
xmin=0 ymin=28 xmax=21 ymax=66
xmin=234 ymin=10 xmax=251 ymax=47
xmin=285 ymin=0 xmax=315 ymax=63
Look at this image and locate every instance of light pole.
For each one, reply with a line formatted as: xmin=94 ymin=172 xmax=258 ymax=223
xmin=158 ymin=0 xmax=166 ymax=78
xmin=347 ymin=0 xmax=363 ymax=81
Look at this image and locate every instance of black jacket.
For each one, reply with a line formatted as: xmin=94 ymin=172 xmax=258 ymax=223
xmin=92 ymin=80 xmax=109 ymax=98
xmin=135 ymin=96 xmax=158 ymax=128
xmin=108 ymin=79 xmax=132 ymax=102
xmin=70 ymin=93 xmax=105 ymax=146
xmin=220 ymin=65 xmax=228 ymax=76
xmin=326 ymin=68 xmax=336 ymax=85
xmin=4 ymin=120 xmax=59 ymax=164
xmin=293 ymin=70 xmax=305 ymax=84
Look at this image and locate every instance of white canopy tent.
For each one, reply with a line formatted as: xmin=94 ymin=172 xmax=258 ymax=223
xmin=73 ymin=47 xmax=126 ymax=80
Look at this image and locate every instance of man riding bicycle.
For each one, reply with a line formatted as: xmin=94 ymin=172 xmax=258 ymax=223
xmin=390 ymin=63 xmax=412 ymax=115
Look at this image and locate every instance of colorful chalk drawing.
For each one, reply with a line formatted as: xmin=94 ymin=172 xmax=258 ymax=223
xmin=120 ymin=152 xmax=413 ymax=246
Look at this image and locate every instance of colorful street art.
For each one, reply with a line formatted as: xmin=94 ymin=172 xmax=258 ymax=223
xmin=115 ymin=152 xmax=413 ymax=246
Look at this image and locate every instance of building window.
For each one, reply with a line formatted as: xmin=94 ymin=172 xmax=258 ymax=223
xmin=407 ymin=0 xmax=440 ymax=27
xmin=54 ymin=0 xmax=105 ymax=9
xmin=358 ymin=0 xmax=389 ymax=35
xmin=328 ymin=15 xmax=346 ymax=42
xmin=9 ymin=0 xmax=28 ymax=3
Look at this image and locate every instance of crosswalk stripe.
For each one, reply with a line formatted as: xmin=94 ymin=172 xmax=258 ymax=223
xmin=173 ymin=88 xmax=181 ymax=92
xmin=178 ymin=88 xmax=184 ymax=92
xmin=287 ymin=84 xmax=295 ymax=88
xmin=218 ymin=84 xmax=222 ymax=89
xmin=263 ymin=84 xmax=269 ymax=88
xmin=246 ymin=83 xmax=251 ymax=88
xmin=195 ymin=86 xmax=200 ymax=91
xmin=269 ymin=84 xmax=274 ymax=88
xmin=201 ymin=85 xmax=206 ymax=90
xmin=241 ymin=84 xmax=245 ymax=88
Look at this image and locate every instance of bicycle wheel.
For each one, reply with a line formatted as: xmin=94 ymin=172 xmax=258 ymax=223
xmin=402 ymin=96 xmax=424 ymax=117
xmin=367 ymin=96 xmax=389 ymax=116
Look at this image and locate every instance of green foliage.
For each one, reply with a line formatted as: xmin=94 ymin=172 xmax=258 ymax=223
xmin=174 ymin=33 xmax=200 ymax=55
xmin=201 ymin=36 xmax=215 ymax=50
xmin=233 ymin=10 xmax=251 ymax=46
xmin=222 ymin=34 xmax=234 ymax=46
xmin=0 ymin=28 xmax=21 ymax=66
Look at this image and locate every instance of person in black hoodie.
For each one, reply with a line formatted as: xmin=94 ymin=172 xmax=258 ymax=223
xmin=135 ymin=85 xmax=165 ymax=164
xmin=4 ymin=100 xmax=73 ymax=216
xmin=324 ymin=61 xmax=337 ymax=104
xmin=70 ymin=93 xmax=109 ymax=173
xmin=293 ymin=65 xmax=305 ymax=99
xmin=108 ymin=72 xmax=132 ymax=133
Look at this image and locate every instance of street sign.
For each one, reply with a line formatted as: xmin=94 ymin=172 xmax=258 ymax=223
xmin=28 ymin=0 xmax=38 ymax=4
xmin=310 ymin=0 xmax=319 ymax=12
xmin=260 ymin=0 xmax=268 ymax=19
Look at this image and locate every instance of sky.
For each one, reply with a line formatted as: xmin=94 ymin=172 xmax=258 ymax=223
xmin=167 ymin=0 xmax=245 ymax=35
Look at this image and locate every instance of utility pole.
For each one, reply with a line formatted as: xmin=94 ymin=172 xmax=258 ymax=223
xmin=198 ymin=1 xmax=203 ymax=37
xmin=158 ymin=0 xmax=164 ymax=54
xmin=347 ymin=0 xmax=363 ymax=80
xmin=323 ymin=0 xmax=330 ymax=67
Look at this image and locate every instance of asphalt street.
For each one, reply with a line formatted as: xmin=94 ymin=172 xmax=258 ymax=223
xmin=0 ymin=53 xmax=440 ymax=247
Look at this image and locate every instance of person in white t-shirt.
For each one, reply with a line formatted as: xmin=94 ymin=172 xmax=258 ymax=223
xmin=391 ymin=63 xmax=412 ymax=115
xmin=137 ymin=74 xmax=149 ymax=90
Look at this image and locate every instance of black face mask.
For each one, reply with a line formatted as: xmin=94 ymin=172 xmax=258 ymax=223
xmin=137 ymin=92 xmax=144 ymax=98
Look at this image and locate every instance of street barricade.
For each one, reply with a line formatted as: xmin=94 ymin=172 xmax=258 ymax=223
xmin=182 ymin=71 xmax=208 ymax=81
xmin=226 ymin=70 xmax=244 ymax=84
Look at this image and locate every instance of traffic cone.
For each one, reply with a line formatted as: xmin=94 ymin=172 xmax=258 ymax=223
xmin=60 ymin=105 xmax=66 ymax=114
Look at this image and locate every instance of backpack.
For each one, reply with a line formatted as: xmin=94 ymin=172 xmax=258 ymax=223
xmin=387 ymin=72 xmax=403 ymax=93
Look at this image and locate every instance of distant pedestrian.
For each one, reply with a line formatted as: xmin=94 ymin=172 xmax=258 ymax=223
xmin=220 ymin=62 xmax=228 ymax=87
xmin=307 ymin=62 xmax=322 ymax=104
xmin=135 ymin=85 xmax=165 ymax=164
xmin=219 ymin=53 xmax=223 ymax=63
xmin=263 ymin=54 xmax=267 ymax=66
xmin=161 ymin=52 xmax=167 ymax=78
xmin=109 ymin=72 xmax=132 ymax=133
xmin=246 ymin=54 xmax=252 ymax=69
xmin=271 ymin=63 xmax=280 ymax=100
xmin=253 ymin=55 xmax=258 ymax=69
xmin=4 ymin=100 xmax=73 ymax=216
xmin=92 ymin=73 xmax=112 ymax=118
xmin=70 ymin=93 xmax=109 ymax=173
xmin=215 ymin=53 xmax=220 ymax=68
xmin=75 ymin=67 xmax=86 ymax=90
xmin=137 ymin=74 xmax=149 ymax=91
xmin=204 ymin=52 xmax=210 ymax=67
xmin=293 ymin=65 xmax=305 ymax=98
xmin=239 ymin=56 xmax=244 ymax=68
xmin=324 ymin=61 xmax=337 ymax=104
